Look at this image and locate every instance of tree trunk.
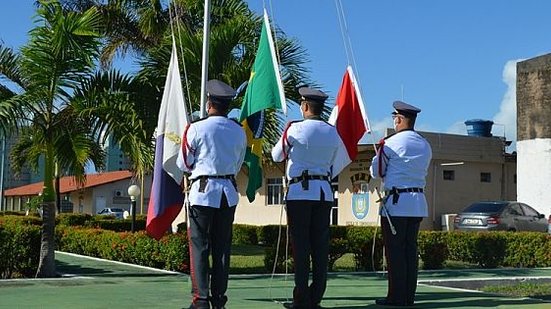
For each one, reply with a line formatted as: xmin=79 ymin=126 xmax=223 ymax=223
xmin=55 ymin=174 xmax=61 ymax=213
xmin=35 ymin=201 xmax=57 ymax=278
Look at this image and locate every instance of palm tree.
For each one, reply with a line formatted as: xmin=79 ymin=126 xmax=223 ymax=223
xmin=62 ymin=0 xmax=319 ymax=152
xmin=0 ymin=0 xmax=106 ymax=277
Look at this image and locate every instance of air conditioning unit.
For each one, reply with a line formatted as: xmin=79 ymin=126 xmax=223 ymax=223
xmin=114 ymin=190 xmax=124 ymax=197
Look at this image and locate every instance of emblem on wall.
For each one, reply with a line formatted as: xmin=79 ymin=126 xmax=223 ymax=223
xmin=350 ymin=172 xmax=370 ymax=220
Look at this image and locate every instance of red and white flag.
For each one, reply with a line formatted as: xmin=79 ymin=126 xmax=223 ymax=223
xmin=329 ymin=65 xmax=370 ymax=175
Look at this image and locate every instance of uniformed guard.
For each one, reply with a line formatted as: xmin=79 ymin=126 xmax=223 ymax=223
xmin=272 ymin=87 xmax=346 ymax=309
xmin=369 ymin=100 xmax=432 ymax=307
xmin=177 ymin=79 xmax=247 ymax=309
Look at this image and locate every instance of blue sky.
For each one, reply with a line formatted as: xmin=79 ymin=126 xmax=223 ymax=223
xmin=2 ymin=1 xmax=551 ymax=149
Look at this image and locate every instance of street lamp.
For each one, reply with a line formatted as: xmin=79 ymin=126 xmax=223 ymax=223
xmin=127 ymin=184 xmax=141 ymax=232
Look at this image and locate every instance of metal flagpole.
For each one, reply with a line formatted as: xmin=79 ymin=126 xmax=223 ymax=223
xmin=199 ymin=0 xmax=211 ymax=118
xmin=0 ymin=137 xmax=5 ymax=211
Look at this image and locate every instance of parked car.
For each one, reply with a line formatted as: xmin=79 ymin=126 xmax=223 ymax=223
xmin=454 ymin=201 xmax=548 ymax=232
xmin=97 ymin=207 xmax=126 ymax=219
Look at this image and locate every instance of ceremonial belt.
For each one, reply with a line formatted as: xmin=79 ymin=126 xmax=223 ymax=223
xmin=382 ymin=187 xmax=424 ymax=204
xmin=191 ymin=175 xmax=236 ymax=192
xmin=288 ymin=175 xmax=330 ymax=184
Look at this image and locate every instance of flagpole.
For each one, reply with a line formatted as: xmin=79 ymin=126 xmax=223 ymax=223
xmin=0 ymin=137 xmax=5 ymax=211
xmin=199 ymin=0 xmax=211 ymax=118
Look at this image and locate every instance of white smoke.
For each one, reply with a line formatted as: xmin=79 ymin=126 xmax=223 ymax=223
xmin=446 ymin=121 xmax=469 ymax=135
xmin=492 ymin=59 xmax=521 ymax=151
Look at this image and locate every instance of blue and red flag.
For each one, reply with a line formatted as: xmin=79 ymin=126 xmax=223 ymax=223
xmin=146 ymin=39 xmax=190 ymax=240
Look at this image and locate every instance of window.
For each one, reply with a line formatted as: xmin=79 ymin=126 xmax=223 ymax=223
xmin=507 ymin=203 xmax=523 ymax=216
xmin=520 ymin=204 xmax=540 ymax=217
xmin=514 ymin=174 xmax=517 ymax=184
xmin=480 ymin=172 xmax=491 ymax=183
xmin=443 ymin=170 xmax=455 ymax=181
xmin=266 ymin=178 xmax=285 ymax=205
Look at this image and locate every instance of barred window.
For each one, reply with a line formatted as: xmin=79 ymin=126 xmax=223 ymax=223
xmin=443 ymin=170 xmax=455 ymax=181
xmin=266 ymin=178 xmax=285 ymax=205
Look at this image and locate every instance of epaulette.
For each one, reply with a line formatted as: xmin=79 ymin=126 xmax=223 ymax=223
xmin=285 ymin=119 xmax=303 ymax=128
xmin=385 ymin=128 xmax=415 ymax=140
xmin=321 ymin=119 xmax=334 ymax=127
xmin=383 ymin=132 xmax=397 ymax=140
xmin=229 ymin=118 xmax=242 ymax=126
xmin=191 ymin=117 xmax=208 ymax=124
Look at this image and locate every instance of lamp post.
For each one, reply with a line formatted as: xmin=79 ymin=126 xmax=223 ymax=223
xmin=127 ymin=184 xmax=141 ymax=232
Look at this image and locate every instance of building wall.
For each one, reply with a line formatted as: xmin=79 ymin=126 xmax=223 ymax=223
xmin=2 ymin=131 xmax=517 ymax=230
xmin=231 ymin=131 xmax=516 ymax=231
xmin=3 ymin=176 xmax=153 ymax=216
xmin=517 ymin=139 xmax=551 ymax=215
xmin=102 ymin=134 xmax=132 ymax=172
xmin=1 ymin=134 xmax=34 ymax=190
xmin=423 ymin=132 xmax=516 ymax=229
xmin=234 ymin=165 xmax=289 ymax=226
xmin=516 ymin=54 xmax=551 ymax=216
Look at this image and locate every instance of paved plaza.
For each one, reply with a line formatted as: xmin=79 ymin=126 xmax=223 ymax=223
xmin=0 ymin=252 xmax=550 ymax=308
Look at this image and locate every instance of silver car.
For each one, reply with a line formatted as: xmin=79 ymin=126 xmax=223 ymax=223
xmin=97 ymin=207 xmax=126 ymax=219
xmin=454 ymin=201 xmax=548 ymax=232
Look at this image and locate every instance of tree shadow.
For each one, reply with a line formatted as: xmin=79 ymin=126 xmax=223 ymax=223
xmin=248 ymin=290 xmax=548 ymax=308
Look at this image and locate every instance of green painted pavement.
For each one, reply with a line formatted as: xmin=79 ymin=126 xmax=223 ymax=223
xmin=0 ymin=252 xmax=549 ymax=308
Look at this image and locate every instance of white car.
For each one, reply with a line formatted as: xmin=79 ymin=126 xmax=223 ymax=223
xmin=97 ymin=207 xmax=125 ymax=219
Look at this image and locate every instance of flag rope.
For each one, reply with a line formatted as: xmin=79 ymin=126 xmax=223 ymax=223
xmin=334 ymin=0 xmax=390 ymax=274
xmin=168 ymin=1 xmax=194 ymax=115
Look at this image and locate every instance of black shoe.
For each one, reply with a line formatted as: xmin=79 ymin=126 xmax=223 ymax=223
xmin=375 ymin=298 xmax=411 ymax=307
xmin=282 ymin=302 xmax=295 ymax=309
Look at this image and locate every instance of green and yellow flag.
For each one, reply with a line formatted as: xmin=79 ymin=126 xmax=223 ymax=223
xmin=239 ymin=9 xmax=286 ymax=202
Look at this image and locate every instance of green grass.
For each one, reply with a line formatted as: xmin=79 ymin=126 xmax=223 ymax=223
xmin=230 ymin=244 xmax=266 ymax=274
xmin=442 ymin=260 xmax=480 ymax=269
xmin=482 ymin=282 xmax=551 ymax=300
xmin=229 ymin=246 xmax=481 ymax=274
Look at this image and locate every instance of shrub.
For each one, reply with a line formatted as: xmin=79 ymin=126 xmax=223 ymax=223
xmin=0 ymin=223 xmax=41 ymax=278
xmin=0 ymin=211 xmax=26 ymax=216
xmin=85 ymin=217 xmax=146 ymax=232
xmin=57 ymin=227 xmax=189 ymax=273
xmin=232 ymin=224 xmax=258 ymax=245
xmin=346 ymin=226 xmax=383 ymax=271
xmin=328 ymin=238 xmax=349 ymax=271
xmin=0 ymin=214 xmax=42 ymax=226
xmin=447 ymin=231 xmax=507 ymax=268
xmin=160 ymin=232 xmax=189 ymax=272
xmin=502 ymin=232 xmax=551 ymax=268
xmin=264 ymin=241 xmax=293 ymax=273
xmin=418 ymin=231 xmax=448 ymax=269
xmin=257 ymin=225 xmax=287 ymax=246
xmin=56 ymin=213 xmax=92 ymax=226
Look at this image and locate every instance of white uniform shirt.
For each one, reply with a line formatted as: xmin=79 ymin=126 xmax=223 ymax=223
xmin=370 ymin=130 xmax=432 ymax=217
xmin=272 ymin=118 xmax=342 ymax=202
xmin=177 ymin=116 xmax=247 ymax=208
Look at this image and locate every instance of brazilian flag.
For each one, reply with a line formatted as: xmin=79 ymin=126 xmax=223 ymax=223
xmin=239 ymin=10 xmax=286 ymax=202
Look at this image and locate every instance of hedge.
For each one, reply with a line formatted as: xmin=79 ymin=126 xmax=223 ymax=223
xmin=2 ymin=212 xmax=551 ymax=279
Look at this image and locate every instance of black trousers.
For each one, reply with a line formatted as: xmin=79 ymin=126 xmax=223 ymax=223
xmin=381 ymin=216 xmax=423 ymax=305
xmin=188 ymin=194 xmax=236 ymax=309
xmin=286 ymin=200 xmax=332 ymax=308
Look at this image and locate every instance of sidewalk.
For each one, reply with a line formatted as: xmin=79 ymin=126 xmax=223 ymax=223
xmin=0 ymin=252 xmax=549 ymax=308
